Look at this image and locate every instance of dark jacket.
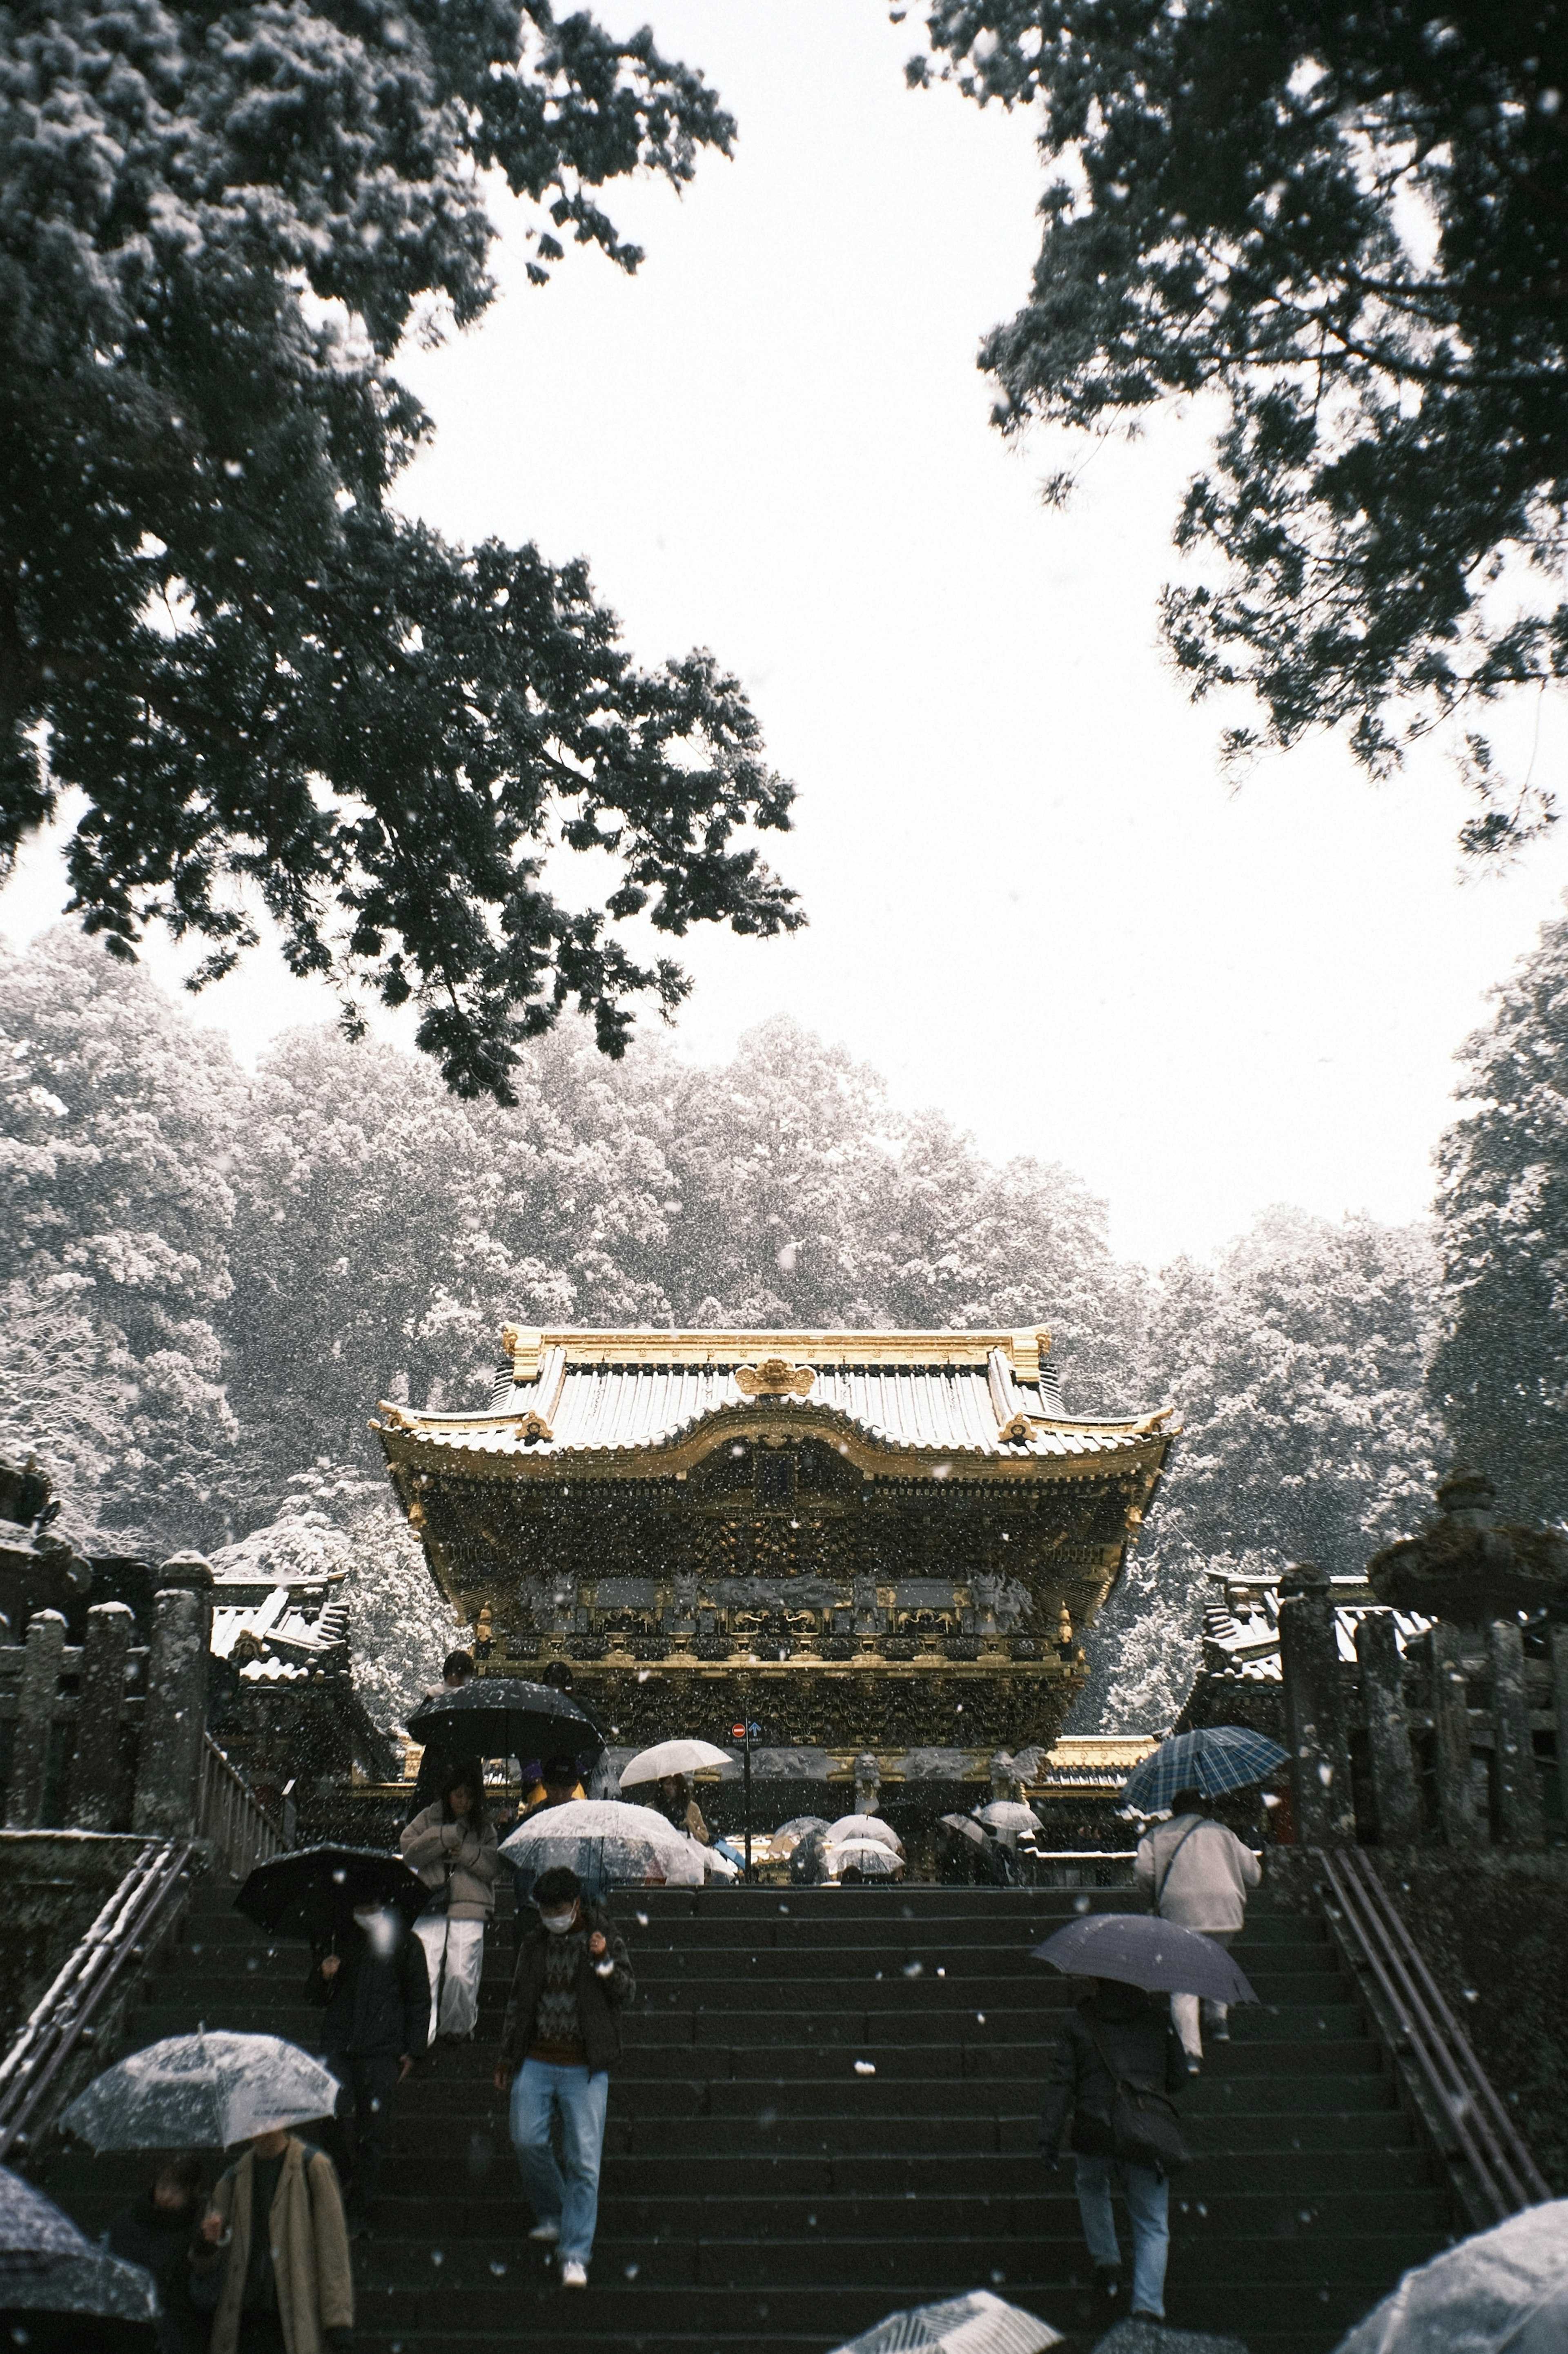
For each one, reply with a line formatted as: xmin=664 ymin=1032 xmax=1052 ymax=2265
xmin=307 ymin=1918 xmax=430 ymax=2060
xmin=105 ymin=2193 xmax=209 ymax=2354
xmin=1039 ymin=1984 xmax=1191 ymax=2158
xmin=499 ymin=1904 xmax=635 ymax=2075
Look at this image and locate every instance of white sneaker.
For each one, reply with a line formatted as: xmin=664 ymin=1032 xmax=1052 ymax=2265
xmin=560 ymin=2260 xmax=588 ymax=2287
xmin=528 ymin=2222 xmax=559 ymax=2245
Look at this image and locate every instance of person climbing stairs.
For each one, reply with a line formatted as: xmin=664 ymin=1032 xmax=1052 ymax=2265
xmin=41 ymin=1875 xmax=1454 ymax=2353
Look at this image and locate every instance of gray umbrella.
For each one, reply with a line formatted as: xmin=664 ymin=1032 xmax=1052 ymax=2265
xmin=0 ymin=2165 xmax=92 ymax=2275
xmin=62 ymin=2031 xmax=341 ymax=2152
xmin=1331 ymin=2198 xmax=1568 ymax=2353
xmin=1032 ymin=1914 xmax=1257 ymax=2003
xmin=830 ymin=2287 xmax=1061 ymax=2352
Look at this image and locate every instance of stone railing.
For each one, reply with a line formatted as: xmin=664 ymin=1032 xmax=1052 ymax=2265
xmin=0 ymin=1574 xmax=227 ymax=1845
xmin=197 ymin=1733 xmax=287 ymax=1882
xmin=1278 ymin=1565 xmax=1568 ymax=1848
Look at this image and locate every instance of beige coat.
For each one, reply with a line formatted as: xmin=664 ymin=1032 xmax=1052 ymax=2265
xmin=189 ymin=2138 xmax=352 ymax=2354
xmin=1135 ymin=1814 xmax=1261 ymax=1935
xmin=400 ymin=1804 xmax=500 ymax=1920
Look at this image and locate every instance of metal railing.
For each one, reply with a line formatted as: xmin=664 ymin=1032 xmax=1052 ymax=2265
xmin=1016 ymin=1849 xmax=1139 ymax=1888
xmin=0 ymin=1839 xmax=191 ymax=2163
xmin=1317 ymin=1845 xmax=1551 ymax=2222
xmin=198 ymin=1734 xmax=288 ymax=1882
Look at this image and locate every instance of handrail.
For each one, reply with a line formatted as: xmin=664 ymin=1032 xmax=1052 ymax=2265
xmin=198 ymin=1733 xmax=287 ymax=1881
xmin=1317 ymin=1846 xmax=1551 ymax=2221
xmin=0 ymin=1839 xmax=192 ymax=2163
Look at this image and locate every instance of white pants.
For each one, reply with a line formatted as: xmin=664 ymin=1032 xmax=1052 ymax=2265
xmin=414 ymin=1916 xmax=485 ymax=2042
xmin=1170 ymin=1928 xmax=1236 ymax=2059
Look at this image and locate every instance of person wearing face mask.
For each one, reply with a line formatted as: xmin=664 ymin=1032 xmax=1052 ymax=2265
xmin=493 ymin=1865 xmax=635 ymax=2288
xmin=307 ymin=1899 xmax=430 ymax=2238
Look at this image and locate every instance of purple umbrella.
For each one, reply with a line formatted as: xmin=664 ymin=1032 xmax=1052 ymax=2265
xmin=1032 ymin=1913 xmax=1257 ymax=2003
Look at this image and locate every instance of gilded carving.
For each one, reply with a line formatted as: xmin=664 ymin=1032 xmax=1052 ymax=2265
xmin=735 ymin=1358 xmax=816 ymax=1398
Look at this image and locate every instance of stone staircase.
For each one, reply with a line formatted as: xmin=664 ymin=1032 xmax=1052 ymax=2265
xmin=42 ymin=1878 xmax=1454 ymax=2353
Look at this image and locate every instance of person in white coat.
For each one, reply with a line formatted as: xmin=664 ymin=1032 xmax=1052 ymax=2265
xmin=400 ymin=1757 xmax=499 ymax=2042
xmin=1135 ymin=1787 xmax=1261 ymax=2062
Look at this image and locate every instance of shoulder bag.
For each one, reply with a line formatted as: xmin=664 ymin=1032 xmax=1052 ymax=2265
xmin=1071 ymin=2017 xmax=1192 ymax=2177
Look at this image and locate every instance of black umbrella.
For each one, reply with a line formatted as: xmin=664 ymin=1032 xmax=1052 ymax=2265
xmin=407 ymin=1676 xmax=603 ymax=1766
xmin=235 ymin=1845 xmax=429 ymax=1943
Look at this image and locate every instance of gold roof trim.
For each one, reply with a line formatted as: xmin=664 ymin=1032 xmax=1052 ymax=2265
xmin=498 ymin=1325 xmax=1054 ymax=1381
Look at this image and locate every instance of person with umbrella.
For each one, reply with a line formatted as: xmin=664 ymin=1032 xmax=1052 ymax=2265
xmin=105 ymin=2153 xmax=209 ymax=2354
xmin=188 ymin=2119 xmax=353 ymax=2354
xmin=492 ymin=1864 xmax=635 ymax=2288
xmin=405 ymin=1649 xmax=475 ymax=1823
xmin=1039 ymin=1974 xmax=1191 ymax=2326
xmin=1134 ymin=1786 xmax=1261 ymax=2062
xmin=399 ymin=1756 xmax=499 ymax=2042
xmin=306 ymin=1897 xmax=430 ymax=2236
xmin=1033 ymin=1910 xmax=1255 ymax=2327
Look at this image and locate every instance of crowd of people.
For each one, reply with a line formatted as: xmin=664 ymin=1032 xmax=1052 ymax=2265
xmin=94 ymin=1655 xmax=1262 ymax=2346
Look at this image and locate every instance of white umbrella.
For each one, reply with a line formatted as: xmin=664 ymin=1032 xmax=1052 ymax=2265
xmin=62 ymin=2032 xmax=340 ymax=2151
xmin=500 ymin=1799 xmax=705 ymax=1888
xmin=974 ymin=1801 xmax=1042 ymax=1832
xmin=619 ymin=1739 xmax=736 ymax=1787
xmin=776 ymin=1815 xmax=831 ymax=1840
xmin=704 ymin=1844 xmax=742 ymax=1880
xmin=826 ymin=1815 xmax=903 ymax=1852
xmin=831 ymin=2287 xmax=1061 ymax=2352
xmin=830 ymin=1838 xmax=904 ymax=1877
xmin=1332 ymin=2200 xmax=1568 ymax=2354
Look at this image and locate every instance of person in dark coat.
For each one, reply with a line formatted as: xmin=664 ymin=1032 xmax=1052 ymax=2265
xmin=493 ymin=1865 xmax=635 ymax=2287
xmin=106 ymin=2152 xmax=209 ymax=2354
xmin=406 ymin=1650 xmax=475 ymax=1821
xmin=1039 ymin=1978 xmax=1192 ymax=2325
xmin=308 ymin=1903 xmax=430 ymax=2235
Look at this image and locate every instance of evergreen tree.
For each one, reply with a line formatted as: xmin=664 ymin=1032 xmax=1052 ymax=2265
xmin=1430 ymin=901 xmax=1568 ymax=1523
xmin=910 ymin=3 xmax=1568 ymax=849
xmin=0 ymin=2 xmax=800 ymax=1095
xmin=1074 ymin=1206 xmax=1440 ymax=1730
xmin=0 ymin=927 xmax=241 ymax=1547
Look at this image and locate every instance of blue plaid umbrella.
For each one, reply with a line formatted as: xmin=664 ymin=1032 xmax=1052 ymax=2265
xmin=1122 ymin=1725 xmax=1289 ymax=1815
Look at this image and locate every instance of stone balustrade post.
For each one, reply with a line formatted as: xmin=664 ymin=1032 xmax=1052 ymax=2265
xmin=5 ymin=1611 xmax=67 ymax=1828
xmin=132 ymin=1586 xmax=209 ymax=1841
xmin=69 ymin=1601 xmax=136 ymax=1831
xmin=1427 ymin=1625 xmax=1479 ymax=1848
xmin=1489 ymin=1617 xmax=1545 ymax=1850
xmin=1551 ymin=1628 xmax=1568 ymax=1809
xmin=1354 ymin=1612 xmax=1423 ymax=1847
xmin=1278 ymin=1563 xmax=1355 ymax=1846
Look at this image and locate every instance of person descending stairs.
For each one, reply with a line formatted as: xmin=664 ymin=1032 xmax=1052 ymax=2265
xmin=41 ymin=1875 xmax=1454 ymax=2354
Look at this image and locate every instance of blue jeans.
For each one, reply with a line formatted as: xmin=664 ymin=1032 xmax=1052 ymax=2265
xmin=510 ymin=2060 xmax=609 ymax=2265
xmin=1074 ymin=2153 xmax=1169 ymax=2317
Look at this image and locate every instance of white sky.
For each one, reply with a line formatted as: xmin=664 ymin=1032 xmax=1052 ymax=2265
xmin=5 ymin=1 xmax=1566 ymax=1266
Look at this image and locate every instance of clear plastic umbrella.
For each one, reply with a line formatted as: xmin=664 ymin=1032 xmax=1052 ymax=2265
xmin=0 ymin=2249 xmax=158 ymax=2320
xmin=830 ymin=2286 xmax=1061 ymax=2352
xmin=0 ymin=2167 xmax=91 ymax=2276
xmin=62 ymin=2032 xmax=341 ymax=2151
xmin=1331 ymin=2199 xmax=1568 ymax=2354
xmin=826 ymin=1815 xmax=903 ymax=1852
xmin=619 ymin=1739 xmax=736 ymax=1786
xmin=776 ymin=1815 xmax=831 ymax=1841
xmin=500 ymin=1799 xmax=705 ymax=1889
xmin=829 ymin=1838 xmax=903 ymax=1878
xmin=975 ymin=1801 xmax=1042 ymax=1833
